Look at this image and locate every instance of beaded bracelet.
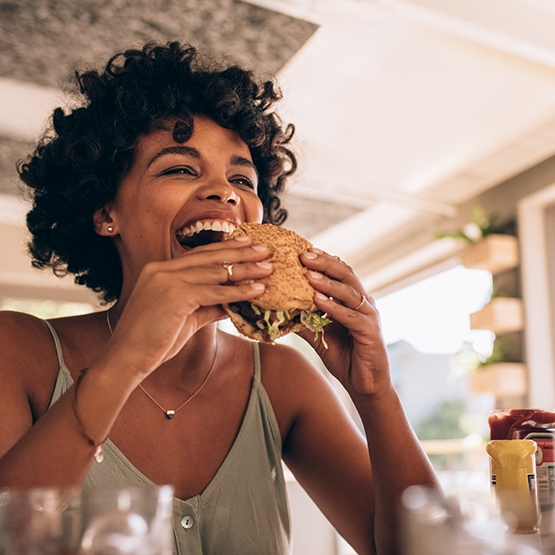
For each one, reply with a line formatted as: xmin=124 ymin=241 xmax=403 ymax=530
xmin=71 ymin=368 xmax=108 ymax=463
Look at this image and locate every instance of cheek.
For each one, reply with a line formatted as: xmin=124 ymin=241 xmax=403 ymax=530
xmin=246 ymin=195 xmax=264 ymax=223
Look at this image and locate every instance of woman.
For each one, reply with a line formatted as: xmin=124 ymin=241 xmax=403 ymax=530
xmin=0 ymin=42 xmax=438 ymax=554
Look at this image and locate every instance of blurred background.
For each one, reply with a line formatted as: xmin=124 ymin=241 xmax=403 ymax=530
xmin=3 ymin=0 xmax=555 ymax=553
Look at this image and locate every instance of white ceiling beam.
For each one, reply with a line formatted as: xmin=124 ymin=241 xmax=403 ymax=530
xmin=362 ymin=240 xmax=461 ymax=297
xmin=0 ymin=193 xmax=27 ymax=226
xmin=308 ymin=201 xmax=420 ymax=261
xmin=239 ymin=0 xmax=322 ymax=24
xmin=0 ymin=77 xmax=61 ymax=140
xmin=242 ymin=0 xmax=386 ymax=26
xmin=290 ymin=182 xmax=457 ymax=217
xmin=381 ymin=0 xmax=555 ymax=68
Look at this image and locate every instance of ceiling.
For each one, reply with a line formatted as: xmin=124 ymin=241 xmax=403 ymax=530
xmin=3 ymin=0 xmax=555 ymax=299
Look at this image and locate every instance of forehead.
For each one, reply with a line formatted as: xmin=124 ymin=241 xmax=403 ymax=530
xmin=135 ymin=115 xmax=252 ymax=161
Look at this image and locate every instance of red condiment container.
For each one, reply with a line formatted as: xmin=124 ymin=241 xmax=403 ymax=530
xmin=489 ymin=409 xmax=555 ymax=511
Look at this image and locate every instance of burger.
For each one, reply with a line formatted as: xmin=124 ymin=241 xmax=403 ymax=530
xmin=222 ymin=223 xmax=331 ymax=343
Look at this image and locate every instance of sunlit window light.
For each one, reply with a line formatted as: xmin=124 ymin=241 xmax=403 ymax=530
xmin=376 ymin=265 xmax=494 ymax=357
xmin=1 ymin=298 xmax=95 ymax=319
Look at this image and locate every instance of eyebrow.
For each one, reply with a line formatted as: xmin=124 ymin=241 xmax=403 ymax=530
xmin=230 ymin=155 xmax=259 ymax=180
xmin=147 ymin=146 xmax=200 ymax=168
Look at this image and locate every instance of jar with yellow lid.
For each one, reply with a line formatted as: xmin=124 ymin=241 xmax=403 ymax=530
xmin=486 ymin=439 xmax=539 ymax=534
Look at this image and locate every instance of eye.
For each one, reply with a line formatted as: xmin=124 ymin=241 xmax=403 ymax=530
xmin=160 ymin=166 xmax=196 ymax=177
xmin=231 ymin=176 xmax=256 ymax=190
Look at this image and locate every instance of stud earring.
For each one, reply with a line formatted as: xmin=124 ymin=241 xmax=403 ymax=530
xmin=107 ymin=226 xmax=114 ymax=233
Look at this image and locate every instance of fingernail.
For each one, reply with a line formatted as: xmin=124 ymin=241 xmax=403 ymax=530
xmin=252 ymin=245 xmax=269 ymax=252
xmin=311 ymin=248 xmax=324 ymax=255
xmin=235 ymin=236 xmax=250 ymax=242
xmin=251 ymin=283 xmax=265 ymax=291
xmin=256 ymin=261 xmax=272 ymax=269
xmin=304 ymin=252 xmax=318 ymax=259
xmin=307 ymin=271 xmax=322 ymax=279
xmin=314 ymin=291 xmax=328 ymax=301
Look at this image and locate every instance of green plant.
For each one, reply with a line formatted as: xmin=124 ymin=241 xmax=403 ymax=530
xmin=417 ymin=399 xmax=467 ymax=441
xmin=475 ymin=335 xmax=521 ymax=368
xmin=436 ymin=206 xmax=499 ymax=244
xmin=417 ymin=399 xmax=468 ymax=471
xmin=476 ymin=339 xmax=505 ymax=367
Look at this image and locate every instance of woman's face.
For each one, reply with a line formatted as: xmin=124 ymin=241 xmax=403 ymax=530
xmin=104 ymin=114 xmax=263 ymax=278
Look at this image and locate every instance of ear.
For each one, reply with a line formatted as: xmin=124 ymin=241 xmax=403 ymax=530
xmin=93 ymin=205 xmax=117 ymax=236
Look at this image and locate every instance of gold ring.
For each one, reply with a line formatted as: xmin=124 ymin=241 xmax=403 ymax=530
xmin=222 ymin=261 xmax=234 ymax=282
xmin=352 ymin=292 xmax=366 ymax=311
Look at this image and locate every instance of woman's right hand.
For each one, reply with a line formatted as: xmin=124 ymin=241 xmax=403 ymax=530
xmin=99 ymin=236 xmax=272 ymax=381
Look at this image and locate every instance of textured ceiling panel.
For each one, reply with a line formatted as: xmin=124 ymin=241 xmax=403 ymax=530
xmin=0 ymin=0 xmax=318 ymax=88
xmin=0 ymin=0 xmax=327 ymax=237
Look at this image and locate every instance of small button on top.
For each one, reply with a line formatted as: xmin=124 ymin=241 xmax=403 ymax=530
xmin=181 ymin=515 xmax=194 ymax=529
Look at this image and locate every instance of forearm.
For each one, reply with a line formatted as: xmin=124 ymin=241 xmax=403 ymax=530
xmin=0 ymin=359 xmax=139 ymax=488
xmin=351 ymin=386 xmax=440 ymax=555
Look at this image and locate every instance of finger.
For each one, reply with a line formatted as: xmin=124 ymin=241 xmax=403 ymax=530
xmin=305 ymin=270 xmax=370 ymax=312
xmin=181 ymin=242 xmax=269 ymax=263
xmin=152 ymin=281 xmax=266 ymax=322
xmin=193 ymin=305 xmax=229 ymax=329
xmin=301 ymin=249 xmax=360 ymax=287
xmin=312 ymin=291 xmax=380 ymax=336
xmin=221 ymin=260 xmax=273 ymax=284
xmin=145 ymin=243 xmax=270 ymax=277
xmin=199 ymin=281 xmax=266 ymax=307
xmin=174 ymin=260 xmax=273 ymax=286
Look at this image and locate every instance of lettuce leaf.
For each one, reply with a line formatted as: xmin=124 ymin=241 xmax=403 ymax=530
xmin=301 ymin=310 xmax=332 ymax=348
xmin=249 ymin=303 xmax=332 ymax=345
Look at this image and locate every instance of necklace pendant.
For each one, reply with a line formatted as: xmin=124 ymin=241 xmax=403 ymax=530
xmin=94 ymin=445 xmax=104 ymax=463
xmin=166 ymin=410 xmax=175 ymax=419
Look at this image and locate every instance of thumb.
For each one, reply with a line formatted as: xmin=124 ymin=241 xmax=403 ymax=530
xmin=195 ymin=305 xmax=229 ymax=330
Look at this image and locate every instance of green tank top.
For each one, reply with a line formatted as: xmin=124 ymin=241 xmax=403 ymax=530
xmin=45 ymin=321 xmax=291 ymax=555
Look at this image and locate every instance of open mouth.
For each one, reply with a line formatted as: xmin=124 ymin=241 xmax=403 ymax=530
xmin=176 ymin=219 xmax=236 ymax=250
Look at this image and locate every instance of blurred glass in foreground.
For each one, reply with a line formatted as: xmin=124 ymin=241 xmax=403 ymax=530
xmin=0 ymin=485 xmax=173 ymax=555
xmin=401 ymin=485 xmax=543 ymax=555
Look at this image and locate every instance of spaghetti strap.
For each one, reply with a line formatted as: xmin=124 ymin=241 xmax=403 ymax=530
xmin=252 ymin=341 xmax=261 ymax=382
xmin=43 ymin=320 xmax=67 ymax=371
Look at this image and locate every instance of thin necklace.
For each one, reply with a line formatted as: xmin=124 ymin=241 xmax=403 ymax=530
xmin=106 ymin=310 xmax=219 ymax=419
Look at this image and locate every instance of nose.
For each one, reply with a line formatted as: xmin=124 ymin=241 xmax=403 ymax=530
xmin=197 ymin=179 xmax=240 ymax=206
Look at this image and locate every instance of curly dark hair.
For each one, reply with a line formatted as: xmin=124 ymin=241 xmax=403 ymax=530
xmin=19 ymin=41 xmax=296 ymax=303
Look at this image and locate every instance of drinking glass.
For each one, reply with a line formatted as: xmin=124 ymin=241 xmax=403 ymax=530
xmin=79 ymin=485 xmax=174 ymax=555
xmin=0 ymin=487 xmax=81 ymax=555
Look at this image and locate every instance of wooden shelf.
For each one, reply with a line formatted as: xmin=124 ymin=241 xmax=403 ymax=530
xmin=461 ymin=234 xmax=519 ymax=274
xmin=470 ymin=363 xmax=527 ymax=397
xmin=470 ymin=297 xmax=523 ymax=335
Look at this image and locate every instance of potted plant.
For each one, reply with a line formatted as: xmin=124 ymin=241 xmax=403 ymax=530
xmin=470 ymin=287 xmax=523 ymax=335
xmin=436 ymin=207 xmax=519 ymax=274
xmin=469 ymin=338 xmax=527 ymax=397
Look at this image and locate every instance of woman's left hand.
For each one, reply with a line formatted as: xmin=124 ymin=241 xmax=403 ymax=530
xmin=298 ymin=248 xmax=392 ymax=397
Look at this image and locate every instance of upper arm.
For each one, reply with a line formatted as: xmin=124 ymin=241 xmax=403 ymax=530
xmin=0 ymin=311 xmax=57 ymax=458
xmin=260 ymin=344 xmax=375 ymax=555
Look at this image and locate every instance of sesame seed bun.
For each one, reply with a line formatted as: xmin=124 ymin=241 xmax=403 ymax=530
xmin=222 ymin=223 xmax=318 ymax=342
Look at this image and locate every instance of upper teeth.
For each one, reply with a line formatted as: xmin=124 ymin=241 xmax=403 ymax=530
xmin=177 ymin=220 xmax=236 ymax=239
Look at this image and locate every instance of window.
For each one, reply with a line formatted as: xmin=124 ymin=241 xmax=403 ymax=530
xmin=376 ymin=265 xmax=494 ymax=491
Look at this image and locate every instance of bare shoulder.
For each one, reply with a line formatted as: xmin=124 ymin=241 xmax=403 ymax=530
xmin=258 ymin=341 xmax=344 ymax=438
xmin=0 ymin=310 xmax=60 ymax=400
xmin=0 ymin=311 xmax=63 ymax=457
xmin=0 ymin=310 xmax=55 ymax=360
xmin=259 ymin=341 xmax=327 ymax=389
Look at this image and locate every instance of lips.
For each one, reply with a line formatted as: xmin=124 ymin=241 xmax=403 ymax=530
xmin=176 ymin=219 xmax=237 ymax=250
